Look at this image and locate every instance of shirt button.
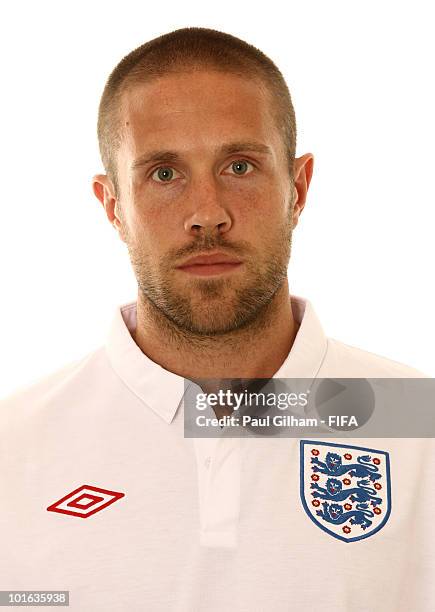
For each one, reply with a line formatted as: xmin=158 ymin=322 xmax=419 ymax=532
xmin=204 ymin=456 xmax=211 ymax=469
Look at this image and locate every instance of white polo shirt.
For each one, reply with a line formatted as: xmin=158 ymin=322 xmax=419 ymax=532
xmin=0 ymin=295 xmax=433 ymax=611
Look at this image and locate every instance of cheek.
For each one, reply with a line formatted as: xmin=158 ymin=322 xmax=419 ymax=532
xmin=130 ymin=180 xmax=184 ymax=224
xmin=228 ymin=182 xmax=282 ymax=226
xmin=230 ymin=186 xmax=259 ymax=222
xmin=128 ymin=191 xmax=169 ymax=234
xmin=235 ymin=185 xmax=289 ymax=230
xmin=126 ymin=200 xmax=180 ymax=263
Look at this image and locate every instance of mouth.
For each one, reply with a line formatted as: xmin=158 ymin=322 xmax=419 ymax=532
xmin=176 ymin=252 xmax=243 ymax=277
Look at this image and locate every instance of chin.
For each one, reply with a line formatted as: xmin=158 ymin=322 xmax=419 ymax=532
xmin=179 ymin=306 xmax=259 ymax=336
xmin=184 ymin=313 xmax=237 ymax=335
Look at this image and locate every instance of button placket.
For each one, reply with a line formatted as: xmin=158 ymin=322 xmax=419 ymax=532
xmin=194 ymin=436 xmax=241 ymax=548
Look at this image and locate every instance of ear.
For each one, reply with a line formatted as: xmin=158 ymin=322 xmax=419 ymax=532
xmin=92 ymin=174 xmax=126 ymax=240
xmin=291 ymin=153 xmax=314 ymax=228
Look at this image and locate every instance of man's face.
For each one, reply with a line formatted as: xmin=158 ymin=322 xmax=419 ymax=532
xmin=113 ymin=70 xmax=297 ymax=335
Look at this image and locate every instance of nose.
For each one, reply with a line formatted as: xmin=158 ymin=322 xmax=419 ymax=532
xmin=184 ymin=177 xmax=232 ymax=237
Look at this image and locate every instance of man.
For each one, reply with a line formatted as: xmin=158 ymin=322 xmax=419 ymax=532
xmin=0 ymin=27 xmax=433 ymax=611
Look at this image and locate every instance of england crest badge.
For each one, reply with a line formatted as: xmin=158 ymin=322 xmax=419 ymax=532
xmin=300 ymin=440 xmax=391 ymax=543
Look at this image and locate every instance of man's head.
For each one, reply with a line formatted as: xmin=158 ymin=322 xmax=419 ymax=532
xmin=93 ymin=27 xmax=313 ymax=336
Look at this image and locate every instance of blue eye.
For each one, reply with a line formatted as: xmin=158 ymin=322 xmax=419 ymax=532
xmin=151 ymin=167 xmax=180 ymax=182
xmin=229 ymin=160 xmax=254 ymax=175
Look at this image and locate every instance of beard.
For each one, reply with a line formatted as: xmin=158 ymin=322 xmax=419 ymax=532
xmin=123 ymin=210 xmax=293 ymax=337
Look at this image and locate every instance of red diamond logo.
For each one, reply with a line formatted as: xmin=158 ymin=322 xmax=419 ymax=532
xmin=47 ymin=485 xmax=125 ymax=518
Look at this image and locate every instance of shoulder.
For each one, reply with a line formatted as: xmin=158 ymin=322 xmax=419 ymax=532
xmin=321 ymin=337 xmax=428 ymax=378
xmin=0 ymin=346 xmax=109 ymax=428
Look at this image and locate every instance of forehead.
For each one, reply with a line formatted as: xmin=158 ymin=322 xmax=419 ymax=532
xmin=118 ymin=71 xmax=282 ymax=160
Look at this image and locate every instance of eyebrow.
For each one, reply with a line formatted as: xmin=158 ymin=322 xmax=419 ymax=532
xmin=131 ymin=141 xmax=272 ymax=170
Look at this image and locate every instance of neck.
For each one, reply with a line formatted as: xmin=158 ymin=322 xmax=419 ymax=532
xmin=132 ymin=281 xmax=299 ymax=381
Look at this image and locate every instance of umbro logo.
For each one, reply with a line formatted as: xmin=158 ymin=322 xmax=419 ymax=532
xmin=47 ymin=485 xmax=125 ymax=518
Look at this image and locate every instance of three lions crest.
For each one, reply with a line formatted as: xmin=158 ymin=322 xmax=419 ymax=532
xmin=300 ymin=440 xmax=391 ymax=542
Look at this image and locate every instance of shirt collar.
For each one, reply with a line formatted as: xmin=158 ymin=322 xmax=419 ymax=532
xmin=105 ymin=302 xmax=186 ymax=424
xmin=273 ymin=293 xmax=328 ymax=379
xmin=104 ymin=294 xmax=328 ymax=424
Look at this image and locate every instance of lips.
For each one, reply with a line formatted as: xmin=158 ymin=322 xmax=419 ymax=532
xmin=177 ymin=252 xmax=242 ymax=267
xmin=176 ymin=252 xmax=243 ymax=276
